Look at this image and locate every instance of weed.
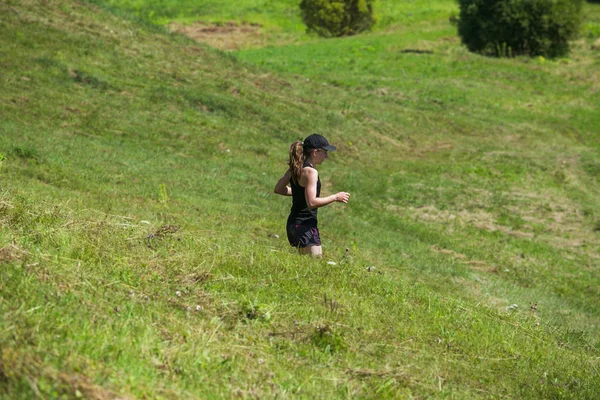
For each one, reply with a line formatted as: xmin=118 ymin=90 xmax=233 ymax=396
xmin=10 ymin=146 xmax=40 ymax=163
xmin=310 ymin=324 xmax=346 ymax=354
xmin=70 ymin=69 xmax=114 ymax=91
xmin=239 ymin=299 xmax=272 ymax=323
xmin=323 ymin=293 xmax=342 ymax=314
xmin=146 ymin=224 xmax=179 ymax=239
xmin=158 ymin=183 xmax=169 ymax=204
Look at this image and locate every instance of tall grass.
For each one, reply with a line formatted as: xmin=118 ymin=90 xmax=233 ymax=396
xmin=1 ymin=0 xmax=599 ymax=398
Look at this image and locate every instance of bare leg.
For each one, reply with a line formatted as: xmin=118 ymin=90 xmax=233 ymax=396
xmin=300 ymin=245 xmax=322 ymax=257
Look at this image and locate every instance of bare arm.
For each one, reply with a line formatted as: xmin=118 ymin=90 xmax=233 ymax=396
xmin=274 ymin=169 xmax=292 ymax=196
xmin=304 ymin=167 xmax=350 ymax=209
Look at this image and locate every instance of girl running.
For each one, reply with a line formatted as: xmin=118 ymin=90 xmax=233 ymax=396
xmin=274 ymin=134 xmax=350 ymax=257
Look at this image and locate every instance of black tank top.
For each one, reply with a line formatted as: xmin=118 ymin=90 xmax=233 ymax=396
xmin=289 ymin=162 xmax=321 ymax=224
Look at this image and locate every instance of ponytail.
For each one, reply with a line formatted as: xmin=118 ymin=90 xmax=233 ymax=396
xmin=288 ymin=141 xmax=304 ymax=184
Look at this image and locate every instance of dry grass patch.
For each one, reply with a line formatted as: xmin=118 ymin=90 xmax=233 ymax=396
xmin=0 ymin=245 xmax=22 ymax=264
xmin=0 ymin=348 xmax=125 ymax=400
xmin=507 ymin=187 xmax=600 ymax=253
xmin=169 ymin=21 xmax=265 ymax=50
xmin=432 ymin=245 xmax=500 ymax=277
xmin=398 ymin=204 xmax=496 ymax=230
xmin=393 ymin=182 xmax=598 ymax=254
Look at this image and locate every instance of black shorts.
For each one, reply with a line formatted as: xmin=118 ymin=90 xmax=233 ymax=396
xmin=286 ymin=222 xmax=321 ymax=248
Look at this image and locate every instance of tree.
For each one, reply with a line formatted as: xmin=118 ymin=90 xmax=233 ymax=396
xmin=456 ymin=0 xmax=584 ymax=58
xmin=300 ymin=0 xmax=377 ymax=38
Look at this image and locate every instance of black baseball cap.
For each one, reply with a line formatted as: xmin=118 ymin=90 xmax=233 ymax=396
xmin=303 ymin=134 xmax=336 ymax=152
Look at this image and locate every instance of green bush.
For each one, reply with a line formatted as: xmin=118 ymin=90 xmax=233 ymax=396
xmin=300 ymin=0 xmax=377 ymax=38
xmin=456 ymin=0 xmax=584 ymax=58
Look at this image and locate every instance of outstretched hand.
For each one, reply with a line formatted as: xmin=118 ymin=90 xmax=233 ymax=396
xmin=335 ymin=192 xmax=350 ymax=203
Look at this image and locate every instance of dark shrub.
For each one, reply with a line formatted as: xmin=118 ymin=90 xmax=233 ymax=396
xmin=300 ymin=0 xmax=377 ymax=38
xmin=456 ymin=0 xmax=584 ymax=58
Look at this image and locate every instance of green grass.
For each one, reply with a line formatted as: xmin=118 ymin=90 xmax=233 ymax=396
xmin=1 ymin=0 xmax=600 ymax=398
xmin=99 ymin=0 xmax=305 ymax=33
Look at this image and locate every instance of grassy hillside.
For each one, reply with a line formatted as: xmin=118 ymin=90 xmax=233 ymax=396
xmin=1 ymin=0 xmax=600 ymax=398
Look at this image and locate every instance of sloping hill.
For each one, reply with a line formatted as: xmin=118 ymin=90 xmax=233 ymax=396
xmin=1 ymin=0 xmax=599 ymax=398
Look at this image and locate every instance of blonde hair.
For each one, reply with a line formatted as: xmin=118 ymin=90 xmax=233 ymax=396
xmin=288 ymin=141 xmax=306 ymax=184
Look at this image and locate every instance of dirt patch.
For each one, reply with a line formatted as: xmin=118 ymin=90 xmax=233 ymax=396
xmin=169 ymin=21 xmax=264 ymax=50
